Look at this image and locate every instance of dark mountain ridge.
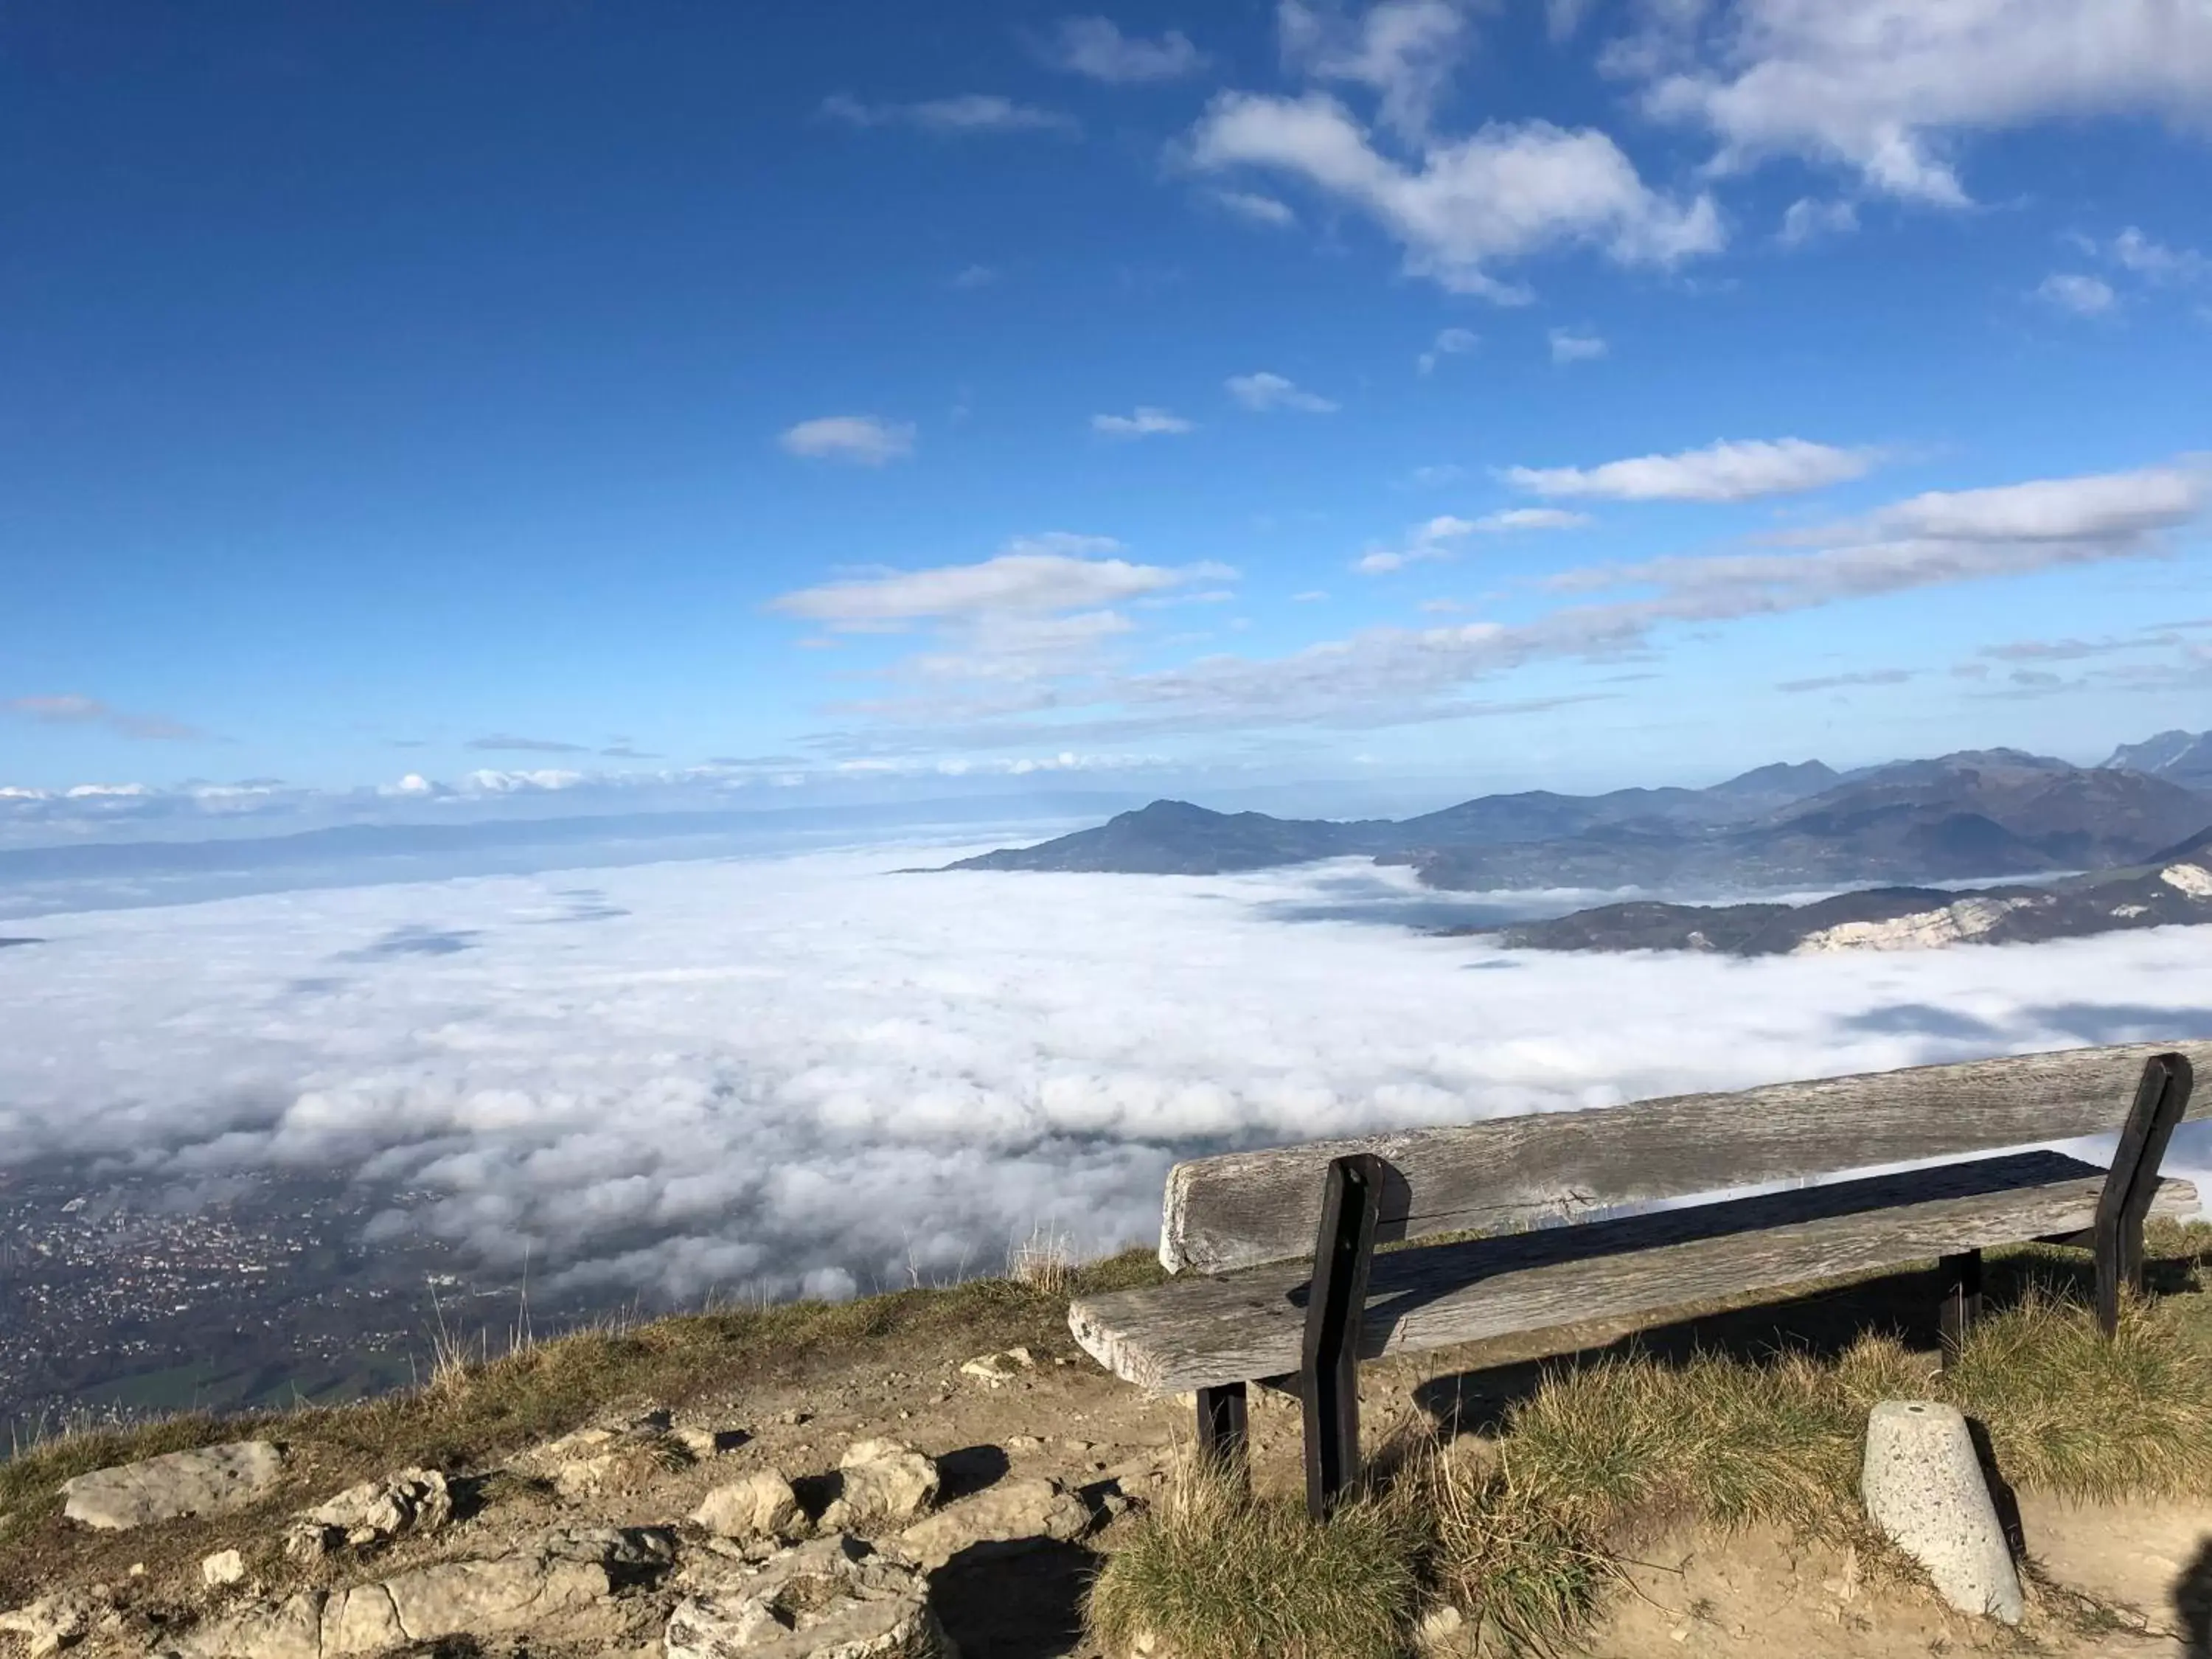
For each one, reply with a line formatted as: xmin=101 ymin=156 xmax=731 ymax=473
xmin=946 ymin=735 xmax=2212 ymax=896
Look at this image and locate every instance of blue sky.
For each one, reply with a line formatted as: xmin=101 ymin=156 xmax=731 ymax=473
xmin=4 ymin=0 xmax=2211 ymax=835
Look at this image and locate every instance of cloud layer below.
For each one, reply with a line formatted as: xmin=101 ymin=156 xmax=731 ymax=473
xmin=4 ymin=846 xmax=2208 ymax=1307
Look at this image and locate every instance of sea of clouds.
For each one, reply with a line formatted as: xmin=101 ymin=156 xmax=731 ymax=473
xmin=3 ymin=844 xmax=2208 ymax=1307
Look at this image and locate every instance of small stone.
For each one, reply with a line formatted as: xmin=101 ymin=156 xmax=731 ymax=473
xmin=959 ymin=1347 xmax=1037 ymax=1388
xmin=1861 ymin=1400 xmax=2024 ymax=1624
xmin=60 ymin=1440 xmax=285 ymax=1531
xmin=201 ymin=1549 xmax=248 ymax=1588
xmin=774 ymin=1408 xmax=811 ymax=1427
xmin=673 ymin=1425 xmax=747 ymax=1459
xmin=1415 ymin=1602 xmax=1464 ymax=1653
xmin=692 ymin=1469 xmax=804 ymax=1543
xmin=897 ymin=1476 xmax=1091 ymax=1569
xmin=1005 ymin=1435 xmax=1045 ymax=1455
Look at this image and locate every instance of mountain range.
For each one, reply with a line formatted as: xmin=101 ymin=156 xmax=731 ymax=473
xmin=1486 ymin=824 xmax=2212 ymax=956
xmin=946 ymin=733 xmax=2212 ymax=905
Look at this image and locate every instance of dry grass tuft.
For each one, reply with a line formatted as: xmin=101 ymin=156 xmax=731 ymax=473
xmin=1423 ymin=1441 xmax=1615 ymax=1655
xmin=1500 ymin=1335 xmax=1926 ymax=1541
xmin=1007 ymin=1225 xmax=1079 ymax=1298
xmin=1944 ymin=1287 xmax=2212 ymax=1500
xmin=1086 ymin=1456 xmax=1427 ymax=1659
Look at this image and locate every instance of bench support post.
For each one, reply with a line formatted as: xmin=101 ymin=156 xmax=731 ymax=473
xmin=1301 ymin=1152 xmax=1385 ymax=1523
xmin=2094 ymin=1052 xmax=2194 ymax=1335
xmin=1938 ymin=1249 xmax=1981 ymax=1368
xmin=1196 ymin=1382 xmax=1248 ymax=1482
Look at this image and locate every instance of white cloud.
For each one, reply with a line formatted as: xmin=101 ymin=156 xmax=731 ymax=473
xmin=1779 ymin=196 xmax=1858 ymax=246
xmin=1507 ymin=437 xmax=1876 ymax=501
xmin=1854 ymin=467 xmax=2203 ymax=545
xmin=1062 ymin=462 xmax=2205 ymax=734
xmin=1632 ymin=0 xmax=2212 ymax=205
xmin=1227 ymin=370 xmax=1340 ymax=412
xmin=821 ymin=92 xmax=1078 ymax=135
xmin=10 ymin=847 xmax=2205 ymax=1308
xmin=1209 ymin=188 xmax=1300 ymax=227
xmin=1408 ymin=463 xmax=1467 ymax=486
xmin=1481 ymin=507 xmax=1592 ymax=531
xmin=1278 ymin=0 xmax=1477 ymax=141
xmin=1040 ymin=15 xmax=1206 ymax=82
xmin=950 ymin=263 xmax=999 ymax=290
xmin=1092 ymin=406 xmax=1198 ymax=437
xmin=1548 ymin=326 xmax=1607 ymax=363
xmin=768 ymin=537 xmax=1227 ymax=628
xmin=1185 ymin=90 xmax=1725 ymax=299
xmin=2107 ymin=226 xmax=2211 ymax=283
xmin=1416 ymin=324 xmax=1480 ymax=373
xmin=1291 ymin=589 xmax=1331 ymax=601
xmin=778 ymin=415 xmax=917 ymax=465
xmin=2037 ymin=272 xmax=2117 ymax=316
xmin=1355 ymin=506 xmax=1590 ymax=571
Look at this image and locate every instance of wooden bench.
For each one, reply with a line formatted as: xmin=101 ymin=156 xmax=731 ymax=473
xmin=1069 ymin=1043 xmax=2205 ymax=1517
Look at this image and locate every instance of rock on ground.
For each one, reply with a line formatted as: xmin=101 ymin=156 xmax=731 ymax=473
xmin=60 ymin=1441 xmax=285 ymax=1531
xmin=665 ymin=1533 xmax=957 ymax=1659
xmin=820 ymin=1440 xmax=939 ymax=1532
xmin=172 ymin=1526 xmax=674 ymax=1658
xmin=0 ymin=1589 xmax=103 ymax=1656
xmin=957 ymin=1349 xmax=1034 ymax=1389
xmin=285 ymin=1467 xmax=451 ymax=1558
xmin=897 ymin=1477 xmax=1090 ymax=1569
xmin=694 ymin=1469 xmax=806 ymax=1543
xmin=515 ymin=1412 xmax=684 ymax=1498
xmin=1861 ymin=1400 xmax=2024 ymax=1624
xmin=201 ymin=1549 xmax=248 ymax=1589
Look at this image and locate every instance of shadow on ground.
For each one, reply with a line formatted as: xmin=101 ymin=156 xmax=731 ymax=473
xmin=931 ymin=1540 xmax=1098 ymax=1659
xmin=2179 ymin=1535 xmax=2212 ymax=1659
xmin=1413 ymin=1242 xmax=2205 ymax=1438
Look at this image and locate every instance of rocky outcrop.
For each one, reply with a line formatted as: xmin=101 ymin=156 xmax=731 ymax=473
xmin=693 ymin=1469 xmax=806 ymax=1544
xmin=60 ymin=1441 xmax=285 ymax=1531
xmin=819 ymin=1440 xmax=939 ymax=1532
xmin=284 ymin=1467 xmax=451 ymax=1559
xmin=897 ymin=1476 xmax=1090 ymax=1569
xmin=173 ymin=1526 xmax=674 ymax=1658
xmin=664 ymin=1534 xmax=956 ymax=1659
xmin=0 ymin=1589 xmax=106 ymax=1656
xmin=514 ymin=1411 xmax=688 ymax=1498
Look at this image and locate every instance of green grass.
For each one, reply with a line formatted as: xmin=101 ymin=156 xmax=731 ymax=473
xmin=1087 ymin=1455 xmax=1429 ymax=1659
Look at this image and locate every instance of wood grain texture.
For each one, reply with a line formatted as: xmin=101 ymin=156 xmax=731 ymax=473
xmin=1074 ymin=1151 xmax=2199 ymax=1392
xmin=1164 ymin=1042 xmax=2211 ymax=1274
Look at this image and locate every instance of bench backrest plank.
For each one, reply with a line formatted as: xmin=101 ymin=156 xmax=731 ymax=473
xmin=1164 ymin=1041 xmax=2212 ymax=1273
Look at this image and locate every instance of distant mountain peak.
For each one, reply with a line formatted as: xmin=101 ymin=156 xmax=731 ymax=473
xmin=2105 ymin=728 xmax=2212 ymax=782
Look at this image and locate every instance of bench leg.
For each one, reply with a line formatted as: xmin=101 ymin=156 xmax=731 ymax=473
xmin=1301 ymin=1152 xmax=1385 ymax=1523
xmin=2093 ymin=1052 xmax=2194 ymax=1335
xmin=1197 ymin=1382 xmax=1248 ymax=1483
xmin=1938 ymin=1248 xmax=1981 ymax=1368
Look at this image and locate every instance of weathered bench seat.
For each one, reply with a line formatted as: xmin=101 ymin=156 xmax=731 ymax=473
xmin=1070 ymin=1042 xmax=2205 ymax=1515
